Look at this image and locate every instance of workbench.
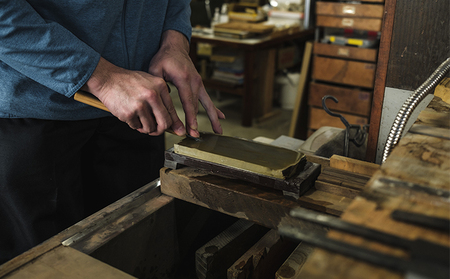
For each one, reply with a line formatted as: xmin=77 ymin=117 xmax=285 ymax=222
xmin=190 ymin=27 xmax=314 ymax=127
xmin=296 ymin=94 xmax=450 ymax=278
xmin=1 ymin=91 xmax=448 ymax=278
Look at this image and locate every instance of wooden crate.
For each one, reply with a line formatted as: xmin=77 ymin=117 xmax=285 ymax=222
xmin=313 ymin=42 xmax=378 ymax=62
xmin=312 ymin=56 xmax=376 ymax=88
xmin=316 ymin=2 xmax=384 ymax=18
xmin=316 ymin=15 xmax=382 ymax=31
xmin=308 ymin=107 xmax=368 ymax=130
xmin=308 ymin=82 xmax=372 ymax=117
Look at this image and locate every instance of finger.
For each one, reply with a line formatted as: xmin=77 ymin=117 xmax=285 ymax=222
xmin=198 ymin=87 xmax=224 ymax=134
xmin=126 ymin=115 xmax=143 ymax=130
xmin=159 ymin=86 xmax=186 ymax=136
xmin=144 ymin=88 xmax=173 ymax=136
xmin=175 ymin=82 xmax=200 ymax=138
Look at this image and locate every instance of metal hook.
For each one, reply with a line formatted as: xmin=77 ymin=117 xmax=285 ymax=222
xmin=321 ymin=95 xmax=368 ymax=157
xmin=322 ymin=95 xmax=350 ymax=128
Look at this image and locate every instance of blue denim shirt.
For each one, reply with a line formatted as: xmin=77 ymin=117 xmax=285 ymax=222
xmin=0 ymin=0 xmax=191 ymax=120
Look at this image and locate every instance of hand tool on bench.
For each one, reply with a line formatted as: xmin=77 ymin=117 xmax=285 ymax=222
xmin=75 ymin=91 xmax=319 ymax=198
xmin=279 ymin=208 xmax=450 ymax=279
xmin=74 ymin=90 xmax=201 ymax=141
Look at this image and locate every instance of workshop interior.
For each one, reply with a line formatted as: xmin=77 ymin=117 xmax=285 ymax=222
xmin=1 ymin=0 xmax=449 ymax=279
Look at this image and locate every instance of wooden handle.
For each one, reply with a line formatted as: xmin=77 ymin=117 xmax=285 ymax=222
xmin=74 ymin=91 xmax=110 ymax=112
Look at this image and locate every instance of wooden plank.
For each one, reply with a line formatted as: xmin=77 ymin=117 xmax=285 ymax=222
xmin=381 ymin=133 xmax=450 ymax=191
xmin=289 ymin=41 xmax=314 ymax=139
xmin=196 ymin=219 xmax=269 ymax=279
xmin=329 ymin=155 xmax=380 ymax=176
xmin=308 ymin=107 xmax=368 ymax=131
xmin=4 ymin=247 xmax=135 ymax=279
xmin=275 ymin=242 xmax=315 ymax=279
xmin=308 ymin=82 xmax=372 ymax=117
xmin=316 ymin=15 xmax=382 ymax=31
xmin=0 ymin=180 xmax=163 ymax=278
xmin=299 ymin=175 xmax=450 ymax=279
xmin=314 ymin=181 xmax=362 ymax=199
xmin=312 ymin=56 xmax=376 ymax=88
xmin=434 ymin=78 xmax=450 ymax=104
xmin=227 ymin=230 xmax=297 ymax=279
xmin=316 ymin=2 xmax=384 ymax=18
xmin=365 ymin=0 xmax=397 ymax=162
xmin=313 ymin=42 xmax=378 ymax=62
xmin=160 ymin=167 xmax=352 ymax=223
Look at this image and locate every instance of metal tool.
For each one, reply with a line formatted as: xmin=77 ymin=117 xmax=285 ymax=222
xmin=322 ymin=95 xmax=369 ymax=157
xmin=279 ymin=208 xmax=450 ymax=279
xmin=391 ymin=210 xmax=450 ymax=232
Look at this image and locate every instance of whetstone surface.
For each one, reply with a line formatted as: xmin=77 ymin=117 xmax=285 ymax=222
xmin=174 ymin=133 xmax=305 ymax=179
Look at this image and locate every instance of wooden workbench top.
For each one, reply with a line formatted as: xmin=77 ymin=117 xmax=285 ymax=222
xmin=298 ymin=94 xmax=450 ymax=278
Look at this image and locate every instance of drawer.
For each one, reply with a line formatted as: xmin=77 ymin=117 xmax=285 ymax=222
xmin=312 ymin=56 xmax=376 ymax=88
xmin=308 ymin=82 xmax=372 ymax=117
xmin=316 ymin=15 xmax=382 ymax=31
xmin=313 ymin=42 xmax=378 ymax=62
xmin=308 ymin=107 xmax=368 ymax=130
xmin=316 ymin=2 xmax=384 ymax=18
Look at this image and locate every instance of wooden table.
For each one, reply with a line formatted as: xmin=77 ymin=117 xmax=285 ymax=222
xmin=297 ymin=94 xmax=450 ymax=278
xmin=190 ymin=27 xmax=314 ymax=126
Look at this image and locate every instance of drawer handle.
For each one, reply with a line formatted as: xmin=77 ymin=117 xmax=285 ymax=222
xmin=342 ymin=18 xmax=354 ymax=27
xmin=343 ymin=6 xmax=356 ymax=15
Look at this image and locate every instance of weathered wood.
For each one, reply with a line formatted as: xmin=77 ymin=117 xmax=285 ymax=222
xmin=227 ymin=230 xmax=297 ymax=279
xmin=308 ymin=107 xmax=368 ymax=131
xmin=308 ymin=82 xmax=372 ymax=117
xmin=165 ymin=150 xmax=314 ymax=199
xmin=314 ymin=181 xmax=361 ymax=199
xmin=312 ymin=56 xmax=376 ymax=88
xmin=160 ymin=167 xmax=351 ymax=222
xmin=313 ymin=42 xmax=378 ymax=62
xmin=275 ymin=242 xmax=315 ymax=279
xmin=381 ymin=133 xmax=450 ymax=191
xmin=4 ymin=247 xmax=135 ymax=279
xmin=316 ymin=2 xmax=384 ymax=18
xmin=0 ymin=180 xmax=164 ymax=278
xmin=195 ymin=219 xmax=269 ymax=279
xmin=434 ymin=78 xmax=450 ymax=104
xmin=316 ymin=15 xmax=382 ymax=31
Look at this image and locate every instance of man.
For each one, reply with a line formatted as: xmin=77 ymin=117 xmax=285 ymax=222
xmin=0 ymin=0 xmax=224 ymax=264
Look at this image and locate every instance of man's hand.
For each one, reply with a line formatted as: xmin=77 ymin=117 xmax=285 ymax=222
xmin=81 ymin=57 xmax=183 ymax=136
xmin=148 ymin=30 xmax=225 ymax=138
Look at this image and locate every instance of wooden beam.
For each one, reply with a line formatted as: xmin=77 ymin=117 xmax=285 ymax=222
xmin=366 ymin=0 xmax=398 ymax=162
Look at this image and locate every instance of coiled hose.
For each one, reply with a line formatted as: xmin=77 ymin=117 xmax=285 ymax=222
xmin=382 ymin=57 xmax=450 ymax=163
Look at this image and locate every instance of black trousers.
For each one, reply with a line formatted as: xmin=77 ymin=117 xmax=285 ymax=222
xmin=0 ymin=117 xmax=164 ymax=264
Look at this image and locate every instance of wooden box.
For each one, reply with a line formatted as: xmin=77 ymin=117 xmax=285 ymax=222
xmin=316 ymin=15 xmax=382 ymax=31
xmin=316 ymin=2 xmax=384 ymax=18
xmin=312 ymin=56 xmax=376 ymax=88
xmin=313 ymin=42 xmax=378 ymax=62
xmin=308 ymin=82 xmax=372 ymax=117
xmin=308 ymin=107 xmax=368 ymax=130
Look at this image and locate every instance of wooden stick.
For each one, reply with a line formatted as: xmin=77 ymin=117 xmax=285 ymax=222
xmin=74 ymin=91 xmax=109 ymax=111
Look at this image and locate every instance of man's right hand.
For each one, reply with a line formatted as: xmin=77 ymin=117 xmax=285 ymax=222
xmin=81 ymin=57 xmax=185 ymax=136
